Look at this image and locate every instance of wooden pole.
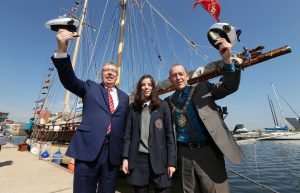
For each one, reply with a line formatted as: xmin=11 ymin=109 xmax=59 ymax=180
xmin=158 ymin=45 xmax=291 ymax=95
xmin=116 ymin=0 xmax=127 ymax=87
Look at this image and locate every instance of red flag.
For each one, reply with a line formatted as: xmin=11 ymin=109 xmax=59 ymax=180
xmin=193 ymin=0 xmax=221 ymax=22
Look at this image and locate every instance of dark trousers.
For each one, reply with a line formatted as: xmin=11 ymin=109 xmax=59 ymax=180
xmin=73 ymin=142 xmax=119 ymax=193
xmin=177 ymin=143 xmax=229 ymax=193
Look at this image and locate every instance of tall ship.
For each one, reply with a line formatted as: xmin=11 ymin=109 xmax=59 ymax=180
xmin=28 ymin=0 xmax=291 ymax=163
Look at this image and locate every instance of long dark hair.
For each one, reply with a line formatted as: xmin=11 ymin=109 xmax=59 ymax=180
xmin=132 ymin=75 xmax=161 ymax=111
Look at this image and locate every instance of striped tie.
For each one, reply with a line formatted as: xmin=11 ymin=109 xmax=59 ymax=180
xmin=106 ymin=88 xmax=114 ymax=135
xmin=108 ymin=88 xmax=115 ymax=113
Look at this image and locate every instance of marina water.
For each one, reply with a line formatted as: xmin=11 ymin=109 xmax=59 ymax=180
xmin=227 ymin=140 xmax=300 ymax=193
xmin=9 ymin=137 xmax=300 ymax=192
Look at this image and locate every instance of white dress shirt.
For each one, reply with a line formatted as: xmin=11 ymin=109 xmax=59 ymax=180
xmin=105 ymin=86 xmax=119 ymax=110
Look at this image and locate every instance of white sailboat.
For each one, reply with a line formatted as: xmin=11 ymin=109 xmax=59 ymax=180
xmin=261 ymin=83 xmax=300 ymax=140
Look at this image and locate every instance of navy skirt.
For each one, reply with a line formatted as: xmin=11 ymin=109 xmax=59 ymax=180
xmin=127 ymin=152 xmax=172 ymax=188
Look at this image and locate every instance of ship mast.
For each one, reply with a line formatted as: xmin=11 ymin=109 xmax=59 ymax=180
xmin=64 ymin=0 xmax=89 ymax=112
xmin=116 ymin=0 xmax=127 ymax=87
xmin=271 ymin=83 xmax=288 ymax=127
xmin=267 ymin=94 xmax=279 ymax=127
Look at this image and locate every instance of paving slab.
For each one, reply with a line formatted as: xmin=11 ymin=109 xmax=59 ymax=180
xmin=0 ymin=144 xmax=73 ymax=193
xmin=0 ymin=143 xmax=179 ymax=193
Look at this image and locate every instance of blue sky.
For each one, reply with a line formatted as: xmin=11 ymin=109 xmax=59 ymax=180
xmin=0 ymin=0 xmax=299 ymax=130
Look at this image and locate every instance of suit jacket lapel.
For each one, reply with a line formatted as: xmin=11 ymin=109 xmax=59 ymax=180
xmin=99 ymin=83 xmax=110 ymax=112
xmin=166 ymin=96 xmax=177 ymax=130
xmin=114 ymin=88 xmax=122 ymax=113
xmin=137 ymin=111 xmax=141 ymax=135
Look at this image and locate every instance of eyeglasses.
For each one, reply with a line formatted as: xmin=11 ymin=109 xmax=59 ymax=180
xmin=102 ymin=68 xmax=118 ymax=74
xmin=170 ymin=72 xmax=187 ymax=79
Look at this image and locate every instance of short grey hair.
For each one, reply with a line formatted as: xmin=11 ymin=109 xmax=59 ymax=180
xmin=102 ymin=61 xmax=118 ymax=74
xmin=169 ymin=63 xmax=188 ymax=76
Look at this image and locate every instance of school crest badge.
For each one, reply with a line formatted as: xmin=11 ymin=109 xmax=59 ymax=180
xmin=155 ymin=119 xmax=163 ymax=129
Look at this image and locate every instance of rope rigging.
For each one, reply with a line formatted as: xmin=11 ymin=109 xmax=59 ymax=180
xmin=143 ymin=0 xmax=211 ymax=61
xmin=96 ymin=4 xmax=120 ymax=82
xmin=227 ymin=167 xmax=280 ymax=193
xmin=85 ymin=0 xmax=111 ymax=80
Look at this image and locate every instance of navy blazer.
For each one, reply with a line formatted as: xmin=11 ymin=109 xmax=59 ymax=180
xmin=52 ymin=56 xmax=129 ymax=165
xmin=123 ymin=101 xmax=176 ymax=175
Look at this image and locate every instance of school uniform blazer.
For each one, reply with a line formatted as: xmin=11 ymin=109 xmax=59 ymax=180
xmin=52 ymin=56 xmax=129 ymax=165
xmin=166 ymin=60 xmax=245 ymax=164
xmin=123 ymin=101 xmax=176 ymax=175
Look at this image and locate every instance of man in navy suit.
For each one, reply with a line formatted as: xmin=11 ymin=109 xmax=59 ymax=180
xmin=52 ymin=29 xmax=129 ymax=193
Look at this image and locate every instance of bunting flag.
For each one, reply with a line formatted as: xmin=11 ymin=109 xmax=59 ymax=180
xmin=42 ymin=92 xmax=47 ymax=95
xmin=44 ymin=79 xmax=51 ymax=83
xmin=42 ymin=86 xmax=49 ymax=89
xmin=47 ymin=74 xmax=51 ymax=77
xmin=35 ymin=99 xmax=45 ymax=103
xmin=72 ymin=7 xmax=78 ymax=12
xmin=49 ymin=67 xmax=54 ymax=71
xmin=35 ymin=110 xmax=42 ymax=115
xmin=75 ymin=1 xmax=81 ymax=6
xmin=193 ymin=0 xmax=221 ymax=22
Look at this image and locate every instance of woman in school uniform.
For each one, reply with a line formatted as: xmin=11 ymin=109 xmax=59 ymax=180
xmin=122 ymin=75 xmax=176 ymax=193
